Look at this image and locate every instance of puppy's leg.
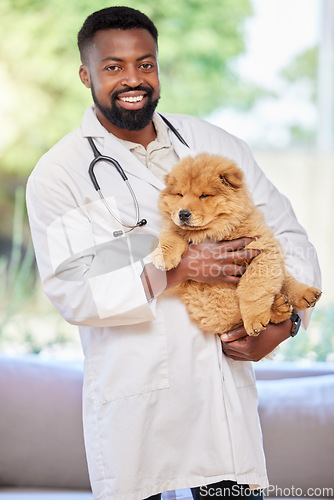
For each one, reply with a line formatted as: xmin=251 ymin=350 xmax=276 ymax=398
xmin=152 ymin=230 xmax=188 ymax=271
xmin=237 ymin=249 xmax=285 ymax=336
xmin=281 ymin=273 xmax=321 ymax=310
xmin=270 ymin=293 xmax=293 ymax=324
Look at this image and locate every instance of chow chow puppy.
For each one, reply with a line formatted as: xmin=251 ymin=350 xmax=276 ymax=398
xmin=152 ymin=153 xmax=321 ymax=336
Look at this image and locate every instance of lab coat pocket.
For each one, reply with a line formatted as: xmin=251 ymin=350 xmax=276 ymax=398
xmin=86 ymin=314 xmax=170 ymax=406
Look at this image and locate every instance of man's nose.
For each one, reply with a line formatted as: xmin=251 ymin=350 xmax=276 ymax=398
xmin=179 ymin=210 xmax=192 ymax=222
xmin=121 ymin=66 xmax=143 ymax=87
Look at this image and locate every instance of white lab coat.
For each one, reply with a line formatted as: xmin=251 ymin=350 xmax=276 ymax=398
xmin=26 ymin=107 xmax=321 ymax=500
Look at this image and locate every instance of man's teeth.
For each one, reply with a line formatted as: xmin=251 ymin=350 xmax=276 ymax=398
xmin=120 ymin=95 xmax=144 ymax=103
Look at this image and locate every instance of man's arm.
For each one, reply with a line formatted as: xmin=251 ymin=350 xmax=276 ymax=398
xmin=27 ymin=164 xmax=157 ymax=328
xmin=219 ymin=322 xmax=292 ymax=362
xmin=141 ymin=238 xmax=261 ymax=300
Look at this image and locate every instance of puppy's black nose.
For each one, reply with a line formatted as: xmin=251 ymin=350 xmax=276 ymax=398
xmin=179 ymin=209 xmax=191 ymax=222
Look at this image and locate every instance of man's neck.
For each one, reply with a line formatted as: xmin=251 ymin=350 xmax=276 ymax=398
xmin=95 ymin=109 xmax=157 ymax=149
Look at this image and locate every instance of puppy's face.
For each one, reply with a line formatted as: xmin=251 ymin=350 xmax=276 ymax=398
xmin=160 ymin=153 xmax=251 ymax=233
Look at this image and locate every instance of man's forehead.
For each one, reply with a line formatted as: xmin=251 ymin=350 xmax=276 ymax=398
xmin=89 ymin=28 xmax=157 ymax=57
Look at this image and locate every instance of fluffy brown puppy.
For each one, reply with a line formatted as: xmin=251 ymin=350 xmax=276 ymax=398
xmin=152 ymin=153 xmax=321 ymax=336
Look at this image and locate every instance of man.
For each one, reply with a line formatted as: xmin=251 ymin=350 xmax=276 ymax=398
xmin=26 ymin=6 xmax=321 ymax=500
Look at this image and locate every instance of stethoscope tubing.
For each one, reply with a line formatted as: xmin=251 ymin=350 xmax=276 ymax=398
xmin=158 ymin=113 xmax=189 ymax=148
xmin=87 ymin=114 xmax=189 ymax=236
xmin=88 ymin=140 xmax=128 ymax=187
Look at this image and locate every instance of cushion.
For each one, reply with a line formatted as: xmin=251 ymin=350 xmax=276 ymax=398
xmin=0 ymin=355 xmax=90 ymax=489
xmin=0 ymin=490 xmax=93 ymax=500
xmin=0 ymin=488 xmax=194 ymax=499
xmin=257 ymin=373 xmax=334 ymax=494
xmin=255 ymin=361 xmax=334 ymax=381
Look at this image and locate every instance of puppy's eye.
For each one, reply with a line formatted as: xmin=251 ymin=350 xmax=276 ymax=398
xmin=199 ymin=194 xmax=210 ymax=199
xmin=176 ymin=193 xmax=183 ymax=197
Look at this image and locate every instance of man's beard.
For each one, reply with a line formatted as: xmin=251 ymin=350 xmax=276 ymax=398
xmin=91 ymin=84 xmax=160 ymax=131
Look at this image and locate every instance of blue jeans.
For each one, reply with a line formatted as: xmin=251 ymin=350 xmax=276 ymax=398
xmin=144 ymin=480 xmax=264 ymax=500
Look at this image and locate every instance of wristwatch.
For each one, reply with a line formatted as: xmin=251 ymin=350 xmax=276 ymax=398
xmin=290 ymin=310 xmax=301 ymax=337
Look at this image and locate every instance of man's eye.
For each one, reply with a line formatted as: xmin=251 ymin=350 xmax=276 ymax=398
xmin=199 ymin=194 xmax=210 ymax=199
xmin=140 ymin=63 xmax=153 ymax=70
xmin=106 ymin=65 xmax=121 ymax=72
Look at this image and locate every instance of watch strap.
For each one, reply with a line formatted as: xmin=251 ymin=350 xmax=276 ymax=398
xmin=290 ymin=310 xmax=301 ymax=337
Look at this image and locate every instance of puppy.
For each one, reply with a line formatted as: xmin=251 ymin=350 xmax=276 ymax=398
xmin=152 ymin=153 xmax=321 ymax=336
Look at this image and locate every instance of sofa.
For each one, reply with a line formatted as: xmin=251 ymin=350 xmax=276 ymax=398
xmin=0 ymin=354 xmax=333 ymax=499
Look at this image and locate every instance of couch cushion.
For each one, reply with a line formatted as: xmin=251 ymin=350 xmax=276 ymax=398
xmin=257 ymin=373 xmax=334 ymax=495
xmin=0 ymin=490 xmax=93 ymax=500
xmin=0 ymin=355 xmax=90 ymax=489
xmin=0 ymin=488 xmax=194 ymax=499
xmin=255 ymin=361 xmax=334 ymax=380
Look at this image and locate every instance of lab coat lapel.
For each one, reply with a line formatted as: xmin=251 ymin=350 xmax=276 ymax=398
xmin=168 ymin=127 xmax=194 ymax=160
xmin=102 ymin=133 xmax=166 ymax=190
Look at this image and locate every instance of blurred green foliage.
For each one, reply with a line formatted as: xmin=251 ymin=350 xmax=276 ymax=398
xmin=281 ymin=46 xmax=318 ymax=101
xmin=280 ymin=46 xmax=318 ymax=147
xmin=278 ymin=306 xmax=334 ymax=363
xmin=0 ymin=187 xmax=36 ymax=345
xmin=0 ymin=0 xmax=262 ymax=176
xmin=0 ymin=186 xmax=80 ymax=358
xmin=0 ymin=187 xmax=35 ymax=310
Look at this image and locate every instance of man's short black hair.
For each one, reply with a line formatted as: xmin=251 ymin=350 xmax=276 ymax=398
xmin=78 ymin=6 xmax=158 ymax=63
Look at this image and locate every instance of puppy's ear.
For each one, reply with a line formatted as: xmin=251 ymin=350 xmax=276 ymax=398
xmin=219 ymin=168 xmax=243 ymax=189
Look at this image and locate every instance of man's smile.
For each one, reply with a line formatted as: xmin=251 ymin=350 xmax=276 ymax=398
xmin=116 ymin=91 xmax=148 ymax=109
xmin=119 ymin=95 xmax=144 ymax=103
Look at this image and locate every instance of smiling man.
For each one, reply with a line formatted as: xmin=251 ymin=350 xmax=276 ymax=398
xmin=79 ymin=25 xmax=161 ymax=146
xmin=26 ymin=6 xmax=321 ymax=500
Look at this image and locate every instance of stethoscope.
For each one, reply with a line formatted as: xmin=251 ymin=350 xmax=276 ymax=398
xmin=88 ymin=114 xmax=189 ymax=238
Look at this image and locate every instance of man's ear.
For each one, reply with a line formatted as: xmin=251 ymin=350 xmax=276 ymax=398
xmin=79 ymin=65 xmax=91 ymax=89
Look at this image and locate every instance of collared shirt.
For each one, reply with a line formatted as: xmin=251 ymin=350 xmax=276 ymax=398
xmin=117 ymin=113 xmax=180 ymax=182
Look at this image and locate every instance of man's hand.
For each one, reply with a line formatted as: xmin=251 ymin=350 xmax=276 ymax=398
xmin=143 ymin=237 xmax=261 ymax=302
xmin=220 ymin=320 xmax=292 ymax=362
xmin=167 ymin=237 xmax=261 ymax=288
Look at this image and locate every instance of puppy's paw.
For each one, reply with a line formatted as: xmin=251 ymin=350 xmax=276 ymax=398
xmin=243 ymin=310 xmax=271 ymax=336
xmin=151 ymin=244 xmax=181 ymax=271
xmin=270 ymin=293 xmax=293 ymax=324
xmin=152 ymin=245 xmax=167 ymax=270
xmin=293 ymin=287 xmax=322 ymax=310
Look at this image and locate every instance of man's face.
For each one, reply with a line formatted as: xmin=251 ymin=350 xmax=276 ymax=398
xmin=79 ymin=28 xmax=160 ymax=133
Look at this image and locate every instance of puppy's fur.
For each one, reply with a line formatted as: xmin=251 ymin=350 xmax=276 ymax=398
xmin=152 ymin=153 xmax=321 ymax=336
